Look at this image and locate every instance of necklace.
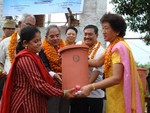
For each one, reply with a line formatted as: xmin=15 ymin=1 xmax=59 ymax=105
xmin=104 ymin=37 xmax=124 ymax=78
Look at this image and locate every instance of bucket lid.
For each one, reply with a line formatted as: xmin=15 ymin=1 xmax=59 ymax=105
xmin=58 ymin=45 xmax=89 ymax=54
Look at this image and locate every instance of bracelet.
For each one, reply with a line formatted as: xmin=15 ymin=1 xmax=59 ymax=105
xmin=91 ymin=84 xmax=96 ymax=90
xmin=63 ymin=90 xmax=67 ymax=97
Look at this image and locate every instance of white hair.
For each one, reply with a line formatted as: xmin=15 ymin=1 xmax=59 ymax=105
xmin=19 ymin=14 xmax=36 ymax=23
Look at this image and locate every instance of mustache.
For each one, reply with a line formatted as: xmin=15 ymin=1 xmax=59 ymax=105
xmin=84 ymin=38 xmax=92 ymax=41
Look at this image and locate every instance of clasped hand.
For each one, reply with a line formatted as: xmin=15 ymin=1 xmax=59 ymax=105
xmin=64 ymin=84 xmax=93 ymax=98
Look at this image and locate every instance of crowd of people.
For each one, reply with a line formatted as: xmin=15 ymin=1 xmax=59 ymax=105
xmin=0 ymin=13 xmax=145 ymax=113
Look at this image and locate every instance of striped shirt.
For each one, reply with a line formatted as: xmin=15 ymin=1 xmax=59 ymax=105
xmin=10 ymin=56 xmax=63 ymax=113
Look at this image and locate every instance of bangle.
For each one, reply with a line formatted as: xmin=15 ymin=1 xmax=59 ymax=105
xmin=91 ymin=84 xmax=96 ymax=90
xmin=63 ymin=90 xmax=67 ymax=97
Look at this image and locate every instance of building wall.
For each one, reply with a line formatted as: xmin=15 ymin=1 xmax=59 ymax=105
xmin=76 ymin=0 xmax=107 ymax=47
xmin=0 ymin=0 xmax=4 ymax=37
xmin=0 ymin=0 xmax=107 ymax=48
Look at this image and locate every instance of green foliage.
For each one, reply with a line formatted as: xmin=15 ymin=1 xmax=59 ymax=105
xmin=110 ymin=0 xmax=150 ymax=45
xmin=136 ymin=62 xmax=150 ymax=69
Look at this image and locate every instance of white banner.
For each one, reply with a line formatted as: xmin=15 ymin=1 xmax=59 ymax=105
xmin=3 ymin=0 xmax=84 ymax=16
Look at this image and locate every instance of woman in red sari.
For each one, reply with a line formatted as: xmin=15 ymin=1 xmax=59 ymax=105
xmin=0 ymin=26 xmax=74 ymax=113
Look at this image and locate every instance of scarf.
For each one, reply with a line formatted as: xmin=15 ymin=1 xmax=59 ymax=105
xmin=112 ymin=41 xmax=144 ymax=113
xmin=0 ymin=49 xmax=53 ymax=113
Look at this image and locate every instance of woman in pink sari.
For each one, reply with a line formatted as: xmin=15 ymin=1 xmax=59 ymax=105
xmin=78 ymin=13 xmax=144 ymax=113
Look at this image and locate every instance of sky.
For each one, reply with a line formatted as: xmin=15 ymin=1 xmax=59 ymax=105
xmin=48 ymin=1 xmax=150 ymax=64
xmin=107 ymin=0 xmax=150 ymax=64
xmin=7 ymin=0 xmax=150 ymax=64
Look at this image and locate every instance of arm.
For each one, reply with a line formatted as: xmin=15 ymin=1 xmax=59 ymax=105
xmin=0 ymin=63 xmax=7 ymax=79
xmin=93 ymin=63 xmax=123 ymax=89
xmin=80 ymin=63 xmax=124 ymax=96
xmin=0 ymin=41 xmax=6 ymax=69
xmin=89 ymin=70 xmax=100 ymax=83
xmin=0 ymin=41 xmax=7 ymax=78
xmin=39 ymin=49 xmax=51 ymax=72
xmin=39 ymin=49 xmax=62 ymax=81
xmin=89 ymin=45 xmax=104 ymax=83
xmin=93 ymin=49 xmax=123 ymax=88
xmin=88 ymin=53 xmax=105 ymax=68
xmin=18 ymin=56 xmax=63 ymax=96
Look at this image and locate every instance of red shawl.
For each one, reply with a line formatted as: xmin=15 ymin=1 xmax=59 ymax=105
xmin=0 ymin=49 xmax=53 ymax=113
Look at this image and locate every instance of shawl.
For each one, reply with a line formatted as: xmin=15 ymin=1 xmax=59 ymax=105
xmin=112 ymin=41 xmax=144 ymax=113
xmin=0 ymin=49 xmax=53 ymax=113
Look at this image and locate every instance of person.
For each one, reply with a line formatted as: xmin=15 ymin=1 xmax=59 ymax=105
xmin=71 ymin=25 xmax=104 ymax=113
xmin=146 ymin=68 xmax=150 ymax=92
xmin=0 ymin=26 xmax=75 ymax=113
xmin=39 ymin=25 xmax=64 ymax=87
xmin=63 ymin=26 xmax=78 ymax=46
xmin=0 ymin=14 xmax=36 ymax=99
xmin=0 ymin=14 xmax=36 ymax=74
xmin=39 ymin=25 xmax=69 ymax=113
xmin=78 ymin=13 xmax=145 ymax=113
xmin=1 ymin=19 xmax=16 ymax=41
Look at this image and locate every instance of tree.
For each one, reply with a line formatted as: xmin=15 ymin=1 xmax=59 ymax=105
xmin=136 ymin=62 xmax=150 ymax=69
xmin=110 ymin=0 xmax=150 ymax=45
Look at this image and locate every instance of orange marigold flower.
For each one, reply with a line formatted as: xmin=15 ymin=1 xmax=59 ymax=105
xmin=42 ymin=38 xmax=64 ymax=72
xmin=104 ymin=37 xmax=124 ymax=78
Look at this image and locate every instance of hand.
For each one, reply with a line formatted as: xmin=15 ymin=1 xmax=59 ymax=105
xmin=0 ymin=71 xmax=7 ymax=80
xmin=64 ymin=88 xmax=75 ymax=99
xmin=76 ymin=84 xmax=93 ymax=97
xmin=54 ymin=73 xmax=62 ymax=82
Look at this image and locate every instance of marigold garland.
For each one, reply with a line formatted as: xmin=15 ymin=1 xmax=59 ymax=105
xmin=42 ymin=38 xmax=64 ymax=72
xmin=59 ymin=38 xmax=65 ymax=48
xmin=1 ymin=36 xmax=6 ymax=40
xmin=82 ymin=41 xmax=101 ymax=59
xmin=8 ymin=32 xmax=18 ymax=64
xmin=64 ymin=40 xmax=76 ymax=46
xmin=104 ymin=37 xmax=124 ymax=78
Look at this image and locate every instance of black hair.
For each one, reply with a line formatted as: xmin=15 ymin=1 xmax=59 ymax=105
xmin=100 ymin=13 xmax=127 ymax=37
xmin=65 ymin=26 xmax=78 ymax=34
xmin=16 ymin=26 xmax=40 ymax=53
xmin=84 ymin=25 xmax=98 ymax=34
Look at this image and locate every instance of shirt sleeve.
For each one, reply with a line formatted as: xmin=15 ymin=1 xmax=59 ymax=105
xmin=0 ymin=41 xmax=7 ymax=65
xmin=39 ymin=49 xmax=51 ymax=72
xmin=92 ymin=46 xmax=104 ymax=73
xmin=17 ymin=56 xmax=63 ymax=96
xmin=49 ymin=71 xmax=56 ymax=78
xmin=112 ymin=49 xmax=121 ymax=64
